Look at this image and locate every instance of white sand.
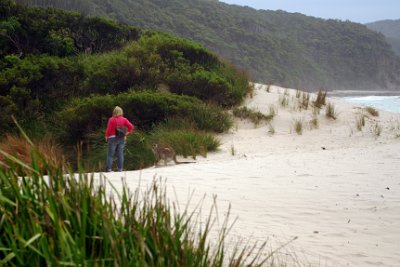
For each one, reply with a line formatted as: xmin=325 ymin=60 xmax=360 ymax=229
xmin=99 ymin=84 xmax=400 ymax=266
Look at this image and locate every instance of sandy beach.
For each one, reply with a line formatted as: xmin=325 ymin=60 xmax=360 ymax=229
xmin=99 ymin=84 xmax=400 ymax=266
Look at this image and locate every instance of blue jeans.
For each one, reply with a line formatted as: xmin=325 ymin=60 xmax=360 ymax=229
xmin=106 ymin=137 xmax=126 ymax=172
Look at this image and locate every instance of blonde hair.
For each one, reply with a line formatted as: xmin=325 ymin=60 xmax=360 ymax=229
xmin=112 ymin=106 xmax=123 ymax=117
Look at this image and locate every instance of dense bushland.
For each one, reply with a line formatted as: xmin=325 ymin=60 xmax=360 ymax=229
xmin=58 ymin=92 xmax=232 ymax=142
xmin=56 ymin=92 xmax=232 ymax=170
xmin=0 ymin=0 xmax=140 ymax=57
xmin=0 ymin=2 xmax=250 ymax=170
xmin=18 ymin=0 xmax=400 ymax=91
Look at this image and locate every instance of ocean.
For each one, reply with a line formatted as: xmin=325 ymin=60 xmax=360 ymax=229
xmin=330 ymin=91 xmax=400 ymax=114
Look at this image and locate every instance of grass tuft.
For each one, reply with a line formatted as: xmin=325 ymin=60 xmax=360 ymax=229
xmin=309 ymin=116 xmax=319 ymax=130
xmin=233 ymin=106 xmax=274 ymax=126
xmin=293 ymin=119 xmax=303 ymax=135
xmin=356 ymin=114 xmax=366 ymax=131
xmin=230 ymin=144 xmax=236 ymax=156
xmin=313 ymin=89 xmax=327 ymax=109
xmin=279 ymin=95 xmax=289 ymax=108
xmin=299 ymin=92 xmax=310 ymax=110
xmin=325 ymin=103 xmax=337 ymax=120
xmin=365 ymin=106 xmax=379 ymax=117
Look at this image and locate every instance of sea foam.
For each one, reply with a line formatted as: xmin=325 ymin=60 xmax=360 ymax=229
xmin=343 ymin=95 xmax=400 ymax=113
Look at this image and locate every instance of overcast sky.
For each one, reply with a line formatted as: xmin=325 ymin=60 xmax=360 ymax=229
xmin=219 ymin=0 xmax=399 ymax=24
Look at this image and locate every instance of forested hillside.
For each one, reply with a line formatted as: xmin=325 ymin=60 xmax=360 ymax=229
xmin=366 ymin=19 xmax=400 ymax=57
xmin=15 ymin=0 xmax=400 ymax=91
xmin=1 ymin=1 xmax=250 ymax=170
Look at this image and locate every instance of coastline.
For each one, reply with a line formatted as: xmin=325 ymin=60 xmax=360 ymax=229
xmin=329 ymin=90 xmax=400 ymax=97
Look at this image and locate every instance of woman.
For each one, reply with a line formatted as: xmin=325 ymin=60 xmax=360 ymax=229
xmin=105 ymin=106 xmax=134 ymax=172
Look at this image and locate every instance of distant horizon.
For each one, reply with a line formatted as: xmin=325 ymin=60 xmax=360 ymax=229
xmin=219 ymin=0 xmax=400 ymax=24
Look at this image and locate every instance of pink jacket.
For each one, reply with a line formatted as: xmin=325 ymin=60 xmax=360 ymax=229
xmin=105 ymin=116 xmax=134 ymax=140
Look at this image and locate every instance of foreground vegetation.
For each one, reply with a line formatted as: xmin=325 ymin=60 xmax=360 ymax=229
xmin=0 ymin=136 xmax=272 ymax=266
xmin=0 ymin=1 xmax=250 ymax=171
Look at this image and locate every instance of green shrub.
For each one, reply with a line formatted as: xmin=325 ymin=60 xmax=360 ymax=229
xmin=168 ymin=70 xmax=233 ymax=106
xmin=77 ymin=34 xmax=250 ymax=107
xmin=140 ymin=32 xmax=220 ymax=69
xmin=150 ymin=129 xmax=220 ymax=159
xmin=84 ymin=118 xmax=221 ymax=171
xmin=80 ymin=42 xmax=167 ymax=94
xmin=57 ymin=91 xmax=232 ymax=144
xmin=84 ymin=130 xmax=154 ymax=171
xmin=138 ymin=33 xmax=250 ymax=107
xmin=0 ymin=3 xmax=140 ymax=56
xmin=0 ymin=55 xmax=83 ymax=132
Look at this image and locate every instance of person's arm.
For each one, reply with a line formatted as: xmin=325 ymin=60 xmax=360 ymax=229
xmin=125 ymin=118 xmax=134 ymax=135
xmin=105 ymin=118 xmax=113 ymax=142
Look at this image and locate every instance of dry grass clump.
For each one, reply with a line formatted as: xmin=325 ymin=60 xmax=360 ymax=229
xmin=325 ymin=103 xmax=337 ymax=120
xmin=293 ymin=119 xmax=304 ymax=135
xmin=309 ymin=116 xmax=319 ymax=130
xmin=0 ymin=134 xmax=65 ymax=172
xmin=365 ymin=106 xmax=379 ymax=117
xmin=313 ymin=89 xmax=327 ymax=109
xmin=299 ymin=92 xmax=311 ymax=110
xmin=356 ymin=114 xmax=366 ymax=131
xmin=279 ymin=95 xmax=289 ymax=108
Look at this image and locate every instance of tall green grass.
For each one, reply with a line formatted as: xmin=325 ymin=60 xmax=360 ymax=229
xmin=150 ymin=130 xmax=220 ymax=159
xmin=0 ymin=142 xmax=274 ymax=266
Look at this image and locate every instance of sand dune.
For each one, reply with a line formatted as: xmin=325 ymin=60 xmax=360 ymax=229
xmin=100 ymin=84 xmax=400 ymax=266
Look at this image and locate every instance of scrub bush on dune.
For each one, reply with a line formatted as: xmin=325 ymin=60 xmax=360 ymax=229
xmin=57 ymin=92 xmax=233 ymax=144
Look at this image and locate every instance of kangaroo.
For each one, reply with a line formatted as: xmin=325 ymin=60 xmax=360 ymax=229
xmin=151 ymin=143 xmax=193 ymax=166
